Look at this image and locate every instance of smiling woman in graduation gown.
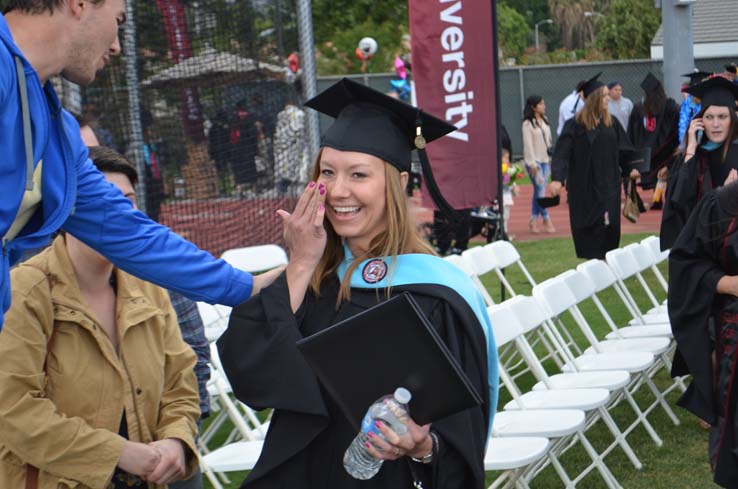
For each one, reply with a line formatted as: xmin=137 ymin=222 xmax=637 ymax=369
xmin=669 ymin=180 xmax=738 ymax=488
xmin=660 ymin=75 xmax=738 ymax=251
xmin=217 ymin=79 xmax=496 ymax=489
xmin=549 ymin=73 xmax=636 ymax=259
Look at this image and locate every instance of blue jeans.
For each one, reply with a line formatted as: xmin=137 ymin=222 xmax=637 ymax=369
xmin=527 ymin=162 xmax=551 ymax=219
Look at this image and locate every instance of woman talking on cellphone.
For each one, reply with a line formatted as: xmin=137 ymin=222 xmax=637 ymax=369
xmin=661 ymin=75 xmax=738 ymax=250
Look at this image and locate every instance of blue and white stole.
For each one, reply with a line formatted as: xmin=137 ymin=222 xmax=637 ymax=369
xmin=337 ymin=244 xmax=499 ymax=437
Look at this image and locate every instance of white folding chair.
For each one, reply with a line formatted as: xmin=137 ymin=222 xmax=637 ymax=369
xmin=462 ymin=244 xmax=570 ymax=378
xmin=197 ymin=301 xmax=231 ymax=343
xmin=640 ymin=235 xmax=669 ymax=294
xmin=623 ymin=243 xmax=668 ymax=314
xmin=605 ymin=248 xmax=669 ymax=324
xmin=200 ymin=440 xmax=264 ymax=489
xmin=221 ymin=244 xmax=288 ymax=273
xmin=541 ymin=271 xmax=680 ymax=427
xmin=444 ymin=253 xmax=495 ymax=306
xmin=576 ymin=260 xmax=673 ymax=339
xmin=505 ymin=295 xmax=666 ymax=448
xmin=485 ymin=437 xmax=550 ymax=489
xmin=490 ymin=303 xmax=645 ymax=472
xmin=489 ymin=303 xmax=625 ymax=487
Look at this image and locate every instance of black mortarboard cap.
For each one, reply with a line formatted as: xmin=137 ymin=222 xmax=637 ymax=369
xmin=580 ymin=72 xmax=605 ymax=98
xmin=305 ymin=78 xmax=459 ymax=218
xmin=685 ymin=75 xmax=738 ymax=109
xmin=640 ymin=72 xmax=661 ymax=93
xmin=681 ymin=70 xmax=712 ymax=87
xmin=725 ymin=63 xmax=737 ymax=74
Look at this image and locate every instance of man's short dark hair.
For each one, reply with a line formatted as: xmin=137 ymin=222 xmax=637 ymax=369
xmin=4 ymin=0 xmax=104 ymax=14
xmin=87 ymin=146 xmax=139 ymax=187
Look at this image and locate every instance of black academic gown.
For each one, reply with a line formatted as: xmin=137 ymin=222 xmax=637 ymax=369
xmin=217 ymin=273 xmax=490 ymax=489
xmin=669 ymin=182 xmax=738 ymax=488
xmin=551 ymin=117 xmax=632 ymax=259
xmin=627 ymin=100 xmax=679 ymax=189
xmin=660 ymin=141 xmax=738 ymax=251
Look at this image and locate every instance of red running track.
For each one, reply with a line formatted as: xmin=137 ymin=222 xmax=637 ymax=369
xmin=412 ymin=184 xmax=662 ymax=242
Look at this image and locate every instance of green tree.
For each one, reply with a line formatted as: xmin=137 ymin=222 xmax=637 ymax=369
xmin=498 ymin=3 xmax=530 ymax=59
xmin=596 ymin=0 xmax=660 ymax=59
xmin=311 ymin=0 xmax=409 ymax=75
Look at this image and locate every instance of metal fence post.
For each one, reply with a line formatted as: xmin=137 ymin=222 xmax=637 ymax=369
xmin=296 ymin=0 xmax=320 ymax=161
xmin=122 ymin=0 xmax=147 ymax=213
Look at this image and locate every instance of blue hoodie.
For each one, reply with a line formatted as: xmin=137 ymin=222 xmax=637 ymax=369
xmin=0 ymin=14 xmax=253 ymax=331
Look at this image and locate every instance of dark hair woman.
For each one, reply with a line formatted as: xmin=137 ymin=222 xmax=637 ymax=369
xmin=627 ymin=73 xmax=680 ymax=190
xmin=522 ymin=95 xmax=555 ymax=233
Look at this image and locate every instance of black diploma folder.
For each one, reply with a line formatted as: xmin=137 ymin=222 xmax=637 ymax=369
xmin=536 ymin=195 xmax=560 ymax=208
xmin=296 ymin=292 xmax=483 ymax=429
xmin=626 ymin=147 xmax=651 ymax=173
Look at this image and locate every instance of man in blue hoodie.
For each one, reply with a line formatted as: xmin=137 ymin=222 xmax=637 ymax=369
xmin=0 ymin=0 xmax=283 ymax=331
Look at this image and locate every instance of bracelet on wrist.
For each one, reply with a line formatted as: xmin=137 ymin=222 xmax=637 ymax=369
xmin=411 ymin=432 xmax=438 ymax=464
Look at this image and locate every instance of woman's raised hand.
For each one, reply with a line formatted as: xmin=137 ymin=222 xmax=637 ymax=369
xmin=276 ymin=181 xmax=327 ymax=269
xmin=277 ymin=181 xmax=327 ymax=312
xmin=686 ymin=117 xmax=704 ymax=156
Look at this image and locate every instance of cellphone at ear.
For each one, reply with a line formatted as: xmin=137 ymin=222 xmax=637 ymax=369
xmin=696 ymin=129 xmax=704 ymax=146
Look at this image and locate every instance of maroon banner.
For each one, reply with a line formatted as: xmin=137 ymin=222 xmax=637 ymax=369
xmin=409 ymin=0 xmax=498 ymax=210
xmin=156 ymin=0 xmax=205 ymax=141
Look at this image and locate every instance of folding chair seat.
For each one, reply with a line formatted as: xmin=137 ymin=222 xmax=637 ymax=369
xmin=221 ymin=244 xmax=288 ymax=273
xmin=201 ymin=439 xmax=265 ymax=489
xmin=484 ymin=437 xmax=550 ymax=489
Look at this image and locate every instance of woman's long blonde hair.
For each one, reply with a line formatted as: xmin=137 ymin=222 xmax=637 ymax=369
xmin=307 ymin=149 xmax=436 ymax=304
xmin=576 ymin=86 xmax=612 ymax=132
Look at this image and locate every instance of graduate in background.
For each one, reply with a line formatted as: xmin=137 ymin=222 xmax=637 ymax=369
xmin=548 ymin=73 xmax=639 ymax=259
xmin=668 ymin=179 xmax=738 ymax=488
xmin=626 ymin=73 xmax=679 ymax=190
xmin=217 ymin=79 xmax=495 ymax=489
xmin=660 ymin=75 xmax=738 ymax=251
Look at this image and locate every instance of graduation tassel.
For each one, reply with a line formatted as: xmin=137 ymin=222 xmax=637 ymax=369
xmin=415 ymin=118 xmax=460 ymax=221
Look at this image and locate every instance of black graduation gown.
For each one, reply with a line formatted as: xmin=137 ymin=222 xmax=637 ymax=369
xmin=627 ymin=100 xmax=679 ymax=189
xmin=551 ymin=117 xmax=632 ymax=259
xmin=217 ymin=273 xmax=490 ymax=489
xmin=660 ymin=141 xmax=738 ymax=251
xmin=669 ymin=182 xmax=738 ymax=488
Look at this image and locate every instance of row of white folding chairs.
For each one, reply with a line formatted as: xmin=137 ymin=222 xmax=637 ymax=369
xmin=445 ymin=237 xmax=673 ymax=378
xmin=488 ymin=283 xmax=680 ymax=488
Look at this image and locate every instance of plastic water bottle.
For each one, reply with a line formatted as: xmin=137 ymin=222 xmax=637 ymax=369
xmin=343 ymin=387 xmax=412 ymax=480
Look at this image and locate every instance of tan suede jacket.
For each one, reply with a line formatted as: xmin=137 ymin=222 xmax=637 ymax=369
xmin=0 ymin=236 xmax=200 ymax=489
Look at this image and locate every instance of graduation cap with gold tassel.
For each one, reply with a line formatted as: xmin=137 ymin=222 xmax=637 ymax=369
xmin=304 ymin=77 xmax=460 ymax=219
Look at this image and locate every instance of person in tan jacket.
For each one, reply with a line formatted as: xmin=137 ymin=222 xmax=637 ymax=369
xmin=522 ymin=95 xmax=556 ymax=234
xmin=0 ymin=146 xmax=201 ymax=489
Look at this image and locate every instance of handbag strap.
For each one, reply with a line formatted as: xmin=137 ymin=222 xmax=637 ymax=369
xmin=14 ymin=56 xmax=34 ymax=192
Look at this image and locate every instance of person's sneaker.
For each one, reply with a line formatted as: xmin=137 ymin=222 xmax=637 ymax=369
xmin=529 ymin=218 xmax=540 ymax=234
xmin=543 ymin=218 xmax=556 ymax=233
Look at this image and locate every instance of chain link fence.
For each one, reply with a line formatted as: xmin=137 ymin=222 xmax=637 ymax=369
xmin=21 ymin=0 xmax=733 ymax=256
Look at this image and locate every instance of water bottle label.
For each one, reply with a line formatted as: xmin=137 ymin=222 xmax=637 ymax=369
xmin=361 ymin=412 xmax=381 ymax=437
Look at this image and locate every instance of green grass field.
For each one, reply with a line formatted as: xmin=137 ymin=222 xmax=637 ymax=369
xmin=203 ymin=233 xmax=719 ymax=489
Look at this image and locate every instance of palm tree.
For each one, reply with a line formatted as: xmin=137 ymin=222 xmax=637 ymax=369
xmin=548 ymin=0 xmax=594 ymax=50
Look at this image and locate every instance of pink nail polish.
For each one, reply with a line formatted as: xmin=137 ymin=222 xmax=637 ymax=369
xmin=308 ymin=181 xmax=316 ymax=188
xmin=375 ymin=420 xmax=383 ymax=428
xmin=365 ymin=441 xmax=372 ymax=448
xmin=367 ymin=431 xmax=374 ymax=438
xmin=319 ymin=186 xmax=326 ymax=195
xmin=319 ymin=204 xmax=325 ymax=211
